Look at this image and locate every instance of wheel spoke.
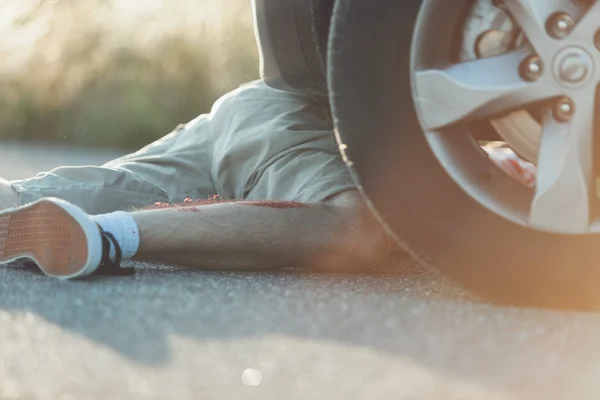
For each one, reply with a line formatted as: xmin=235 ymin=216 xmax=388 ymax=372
xmin=572 ymin=0 xmax=600 ymax=40
xmin=529 ymin=90 xmax=596 ymax=233
xmin=413 ymin=50 xmax=559 ymax=131
xmin=500 ymin=0 xmax=557 ymax=54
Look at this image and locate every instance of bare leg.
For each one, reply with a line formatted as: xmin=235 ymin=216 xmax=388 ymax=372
xmin=131 ymin=192 xmax=391 ymax=272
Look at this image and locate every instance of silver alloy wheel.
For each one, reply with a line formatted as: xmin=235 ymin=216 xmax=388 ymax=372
xmin=461 ymin=0 xmax=589 ymax=165
xmin=411 ymin=0 xmax=600 ymax=235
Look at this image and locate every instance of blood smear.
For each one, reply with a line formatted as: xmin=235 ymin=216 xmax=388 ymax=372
xmin=484 ymin=146 xmax=537 ymax=187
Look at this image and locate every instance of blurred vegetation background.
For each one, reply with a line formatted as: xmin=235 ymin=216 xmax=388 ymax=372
xmin=0 ymin=0 xmax=259 ymax=150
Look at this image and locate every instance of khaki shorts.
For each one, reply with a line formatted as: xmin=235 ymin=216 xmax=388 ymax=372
xmin=11 ymin=81 xmax=356 ymax=215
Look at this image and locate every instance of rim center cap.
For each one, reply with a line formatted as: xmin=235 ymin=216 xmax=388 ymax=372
xmin=554 ymin=47 xmax=594 ymax=86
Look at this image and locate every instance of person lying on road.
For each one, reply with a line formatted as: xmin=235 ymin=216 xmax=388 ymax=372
xmin=0 ymin=79 xmax=393 ymax=279
xmin=0 ymin=0 xmax=534 ymax=280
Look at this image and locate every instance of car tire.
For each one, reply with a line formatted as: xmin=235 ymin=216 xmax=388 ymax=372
xmin=328 ymin=0 xmax=600 ymax=309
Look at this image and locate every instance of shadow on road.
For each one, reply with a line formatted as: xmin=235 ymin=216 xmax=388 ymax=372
xmin=0 ymin=256 xmax=475 ymax=364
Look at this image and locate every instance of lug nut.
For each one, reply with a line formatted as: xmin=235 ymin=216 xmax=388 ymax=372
xmin=547 ymin=12 xmax=575 ymax=39
xmin=553 ymin=97 xmax=575 ymax=122
xmin=520 ymin=55 xmax=543 ymax=81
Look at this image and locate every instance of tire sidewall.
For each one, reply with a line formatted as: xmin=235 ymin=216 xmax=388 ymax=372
xmin=328 ymin=0 xmax=600 ymax=309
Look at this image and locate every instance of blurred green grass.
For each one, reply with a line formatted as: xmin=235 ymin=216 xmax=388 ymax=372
xmin=0 ymin=0 xmax=259 ymax=150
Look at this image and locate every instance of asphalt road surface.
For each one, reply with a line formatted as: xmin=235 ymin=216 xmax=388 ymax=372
xmin=1 ymin=141 xmax=600 ymax=400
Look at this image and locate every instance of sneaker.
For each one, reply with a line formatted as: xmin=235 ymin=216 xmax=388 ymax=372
xmin=0 ymin=197 xmax=134 ymax=279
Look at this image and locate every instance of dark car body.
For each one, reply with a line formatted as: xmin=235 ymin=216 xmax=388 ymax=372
xmin=252 ymin=0 xmax=334 ymax=96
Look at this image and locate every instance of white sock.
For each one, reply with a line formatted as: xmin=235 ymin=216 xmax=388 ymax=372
xmin=90 ymin=212 xmax=140 ymax=261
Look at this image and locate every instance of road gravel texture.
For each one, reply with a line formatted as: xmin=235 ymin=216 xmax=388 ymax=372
xmin=0 ymin=141 xmax=599 ymax=400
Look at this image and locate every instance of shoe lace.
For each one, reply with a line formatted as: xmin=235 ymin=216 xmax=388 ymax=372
xmin=96 ymin=229 xmax=136 ymax=276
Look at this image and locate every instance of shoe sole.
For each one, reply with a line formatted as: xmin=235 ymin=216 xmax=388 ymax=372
xmin=0 ymin=198 xmax=103 ymax=279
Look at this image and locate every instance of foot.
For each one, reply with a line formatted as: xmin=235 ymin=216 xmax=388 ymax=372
xmin=0 ymin=198 xmax=134 ymax=279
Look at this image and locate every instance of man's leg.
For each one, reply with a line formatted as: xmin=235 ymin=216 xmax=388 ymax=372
xmin=0 ymin=82 xmax=389 ymax=278
xmin=0 ymin=189 xmax=388 ymax=278
xmin=0 ymin=115 xmax=221 ymax=277
xmin=9 ymin=115 xmax=218 ymax=215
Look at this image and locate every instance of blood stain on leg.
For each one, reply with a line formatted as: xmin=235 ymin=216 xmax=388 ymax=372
xmin=239 ymin=201 xmax=310 ymax=209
